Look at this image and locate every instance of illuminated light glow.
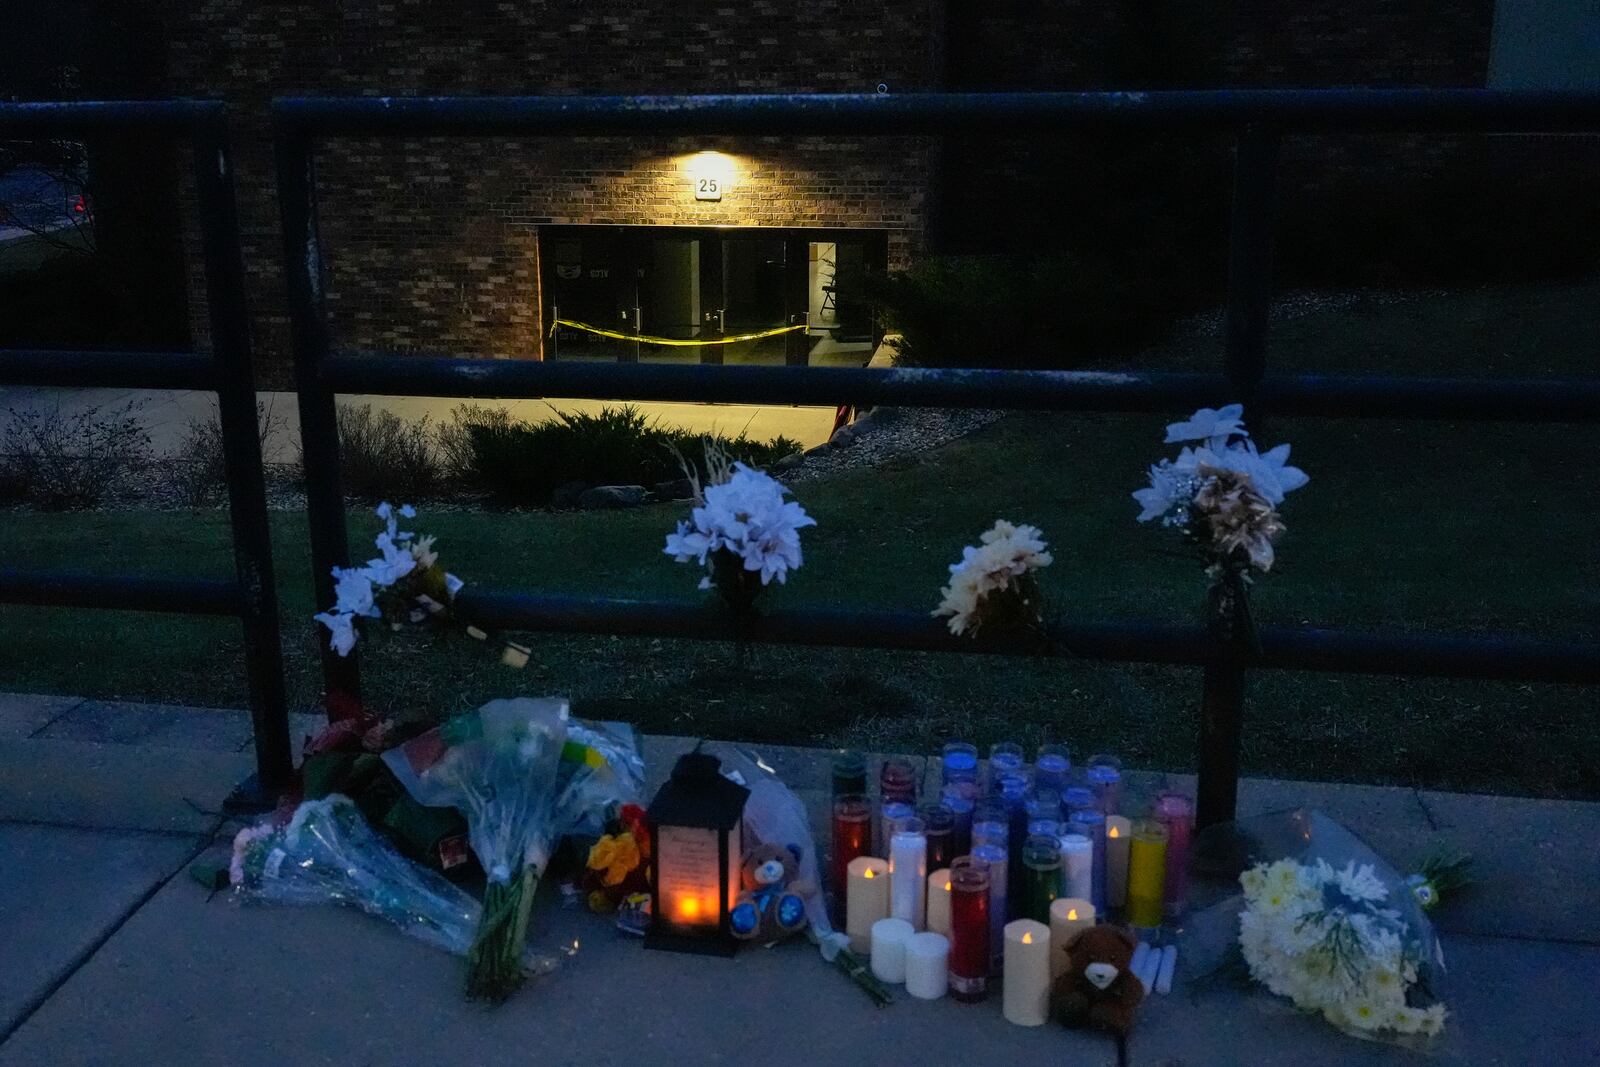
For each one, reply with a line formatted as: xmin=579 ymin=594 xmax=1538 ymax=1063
xmin=1109 ymin=825 xmax=1121 ymax=838
xmin=1022 ymin=931 xmax=1034 ymax=945
xmin=863 ymin=867 xmax=876 ymax=879
xmin=1068 ymin=908 xmax=1079 ymax=920
xmin=682 ymin=150 xmax=737 ymax=200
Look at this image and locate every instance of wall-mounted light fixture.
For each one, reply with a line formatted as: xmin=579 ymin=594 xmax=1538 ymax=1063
xmin=683 ymin=151 xmax=735 ymax=201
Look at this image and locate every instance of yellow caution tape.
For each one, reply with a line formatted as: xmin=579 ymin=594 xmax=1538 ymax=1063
xmin=553 ymin=317 xmax=805 ymax=347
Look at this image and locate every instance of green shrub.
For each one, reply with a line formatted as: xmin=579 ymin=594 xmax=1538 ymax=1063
xmin=332 ymin=404 xmax=445 ymax=501
xmin=0 ymin=401 xmax=152 ymax=509
xmin=462 ymin=403 xmax=800 ymax=506
xmin=854 ymin=254 xmax=1180 ymax=371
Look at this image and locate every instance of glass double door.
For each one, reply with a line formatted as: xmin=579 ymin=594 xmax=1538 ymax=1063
xmin=542 ymin=226 xmax=883 ymax=365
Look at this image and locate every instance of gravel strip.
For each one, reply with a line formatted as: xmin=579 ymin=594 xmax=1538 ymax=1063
xmin=784 ymin=406 xmax=1010 ymax=484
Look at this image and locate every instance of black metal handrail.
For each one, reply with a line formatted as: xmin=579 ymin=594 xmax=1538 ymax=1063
xmin=273 ymin=90 xmax=1600 ymax=827
xmin=0 ymin=100 xmax=290 ymax=806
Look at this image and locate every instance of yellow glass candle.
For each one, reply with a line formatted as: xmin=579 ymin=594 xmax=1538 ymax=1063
xmin=926 ymin=869 xmax=952 ymax=936
xmin=1047 ymin=897 xmax=1095 ymax=979
xmin=1125 ymin=819 xmax=1169 ymax=928
xmin=846 ymin=857 xmax=890 ymax=953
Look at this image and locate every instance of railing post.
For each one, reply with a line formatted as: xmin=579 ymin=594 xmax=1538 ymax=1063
xmin=1196 ymin=571 xmax=1255 ymax=829
xmin=191 ymin=114 xmax=293 ymax=802
xmin=1222 ymin=125 xmax=1280 ymax=410
xmin=275 ymin=120 xmax=361 ymax=717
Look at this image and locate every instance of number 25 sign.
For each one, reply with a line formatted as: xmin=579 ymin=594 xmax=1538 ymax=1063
xmin=694 ymin=175 xmax=722 ymax=201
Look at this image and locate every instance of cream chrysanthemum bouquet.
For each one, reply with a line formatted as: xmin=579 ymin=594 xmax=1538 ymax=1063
xmin=933 ymin=520 xmax=1053 ymax=639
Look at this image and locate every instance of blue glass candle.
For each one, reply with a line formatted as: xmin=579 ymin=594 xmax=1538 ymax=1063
xmin=1027 ymin=817 xmax=1061 ymax=839
xmin=987 ymin=742 xmax=1024 ymax=794
xmin=1086 ymin=753 xmax=1123 ymax=815
xmin=972 ymin=842 xmax=1008 ymax=974
xmin=1035 ymin=743 xmax=1072 ymax=792
xmin=971 ymin=800 xmax=1009 ymax=851
xmin=998 ymin=773 xmax=1029 ymax=893
xmin=878 ymin=800 xmax=914 ymax=857
xmin=1067 ymin=807 xmax=1108 ymax=912
xmin=940 ymin=782 xmax=976 ymax=857
xmin=941 ymin=741 xmax=979 ymax=786
xmin=1062 ymin=786 xmax=1095 ymax=819
xmin=1024 ymin=787 xmax=1062 ymax=827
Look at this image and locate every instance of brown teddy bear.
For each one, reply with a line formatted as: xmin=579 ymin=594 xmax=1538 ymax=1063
xmin=1051 ymin=924 xmax=1145 ymax=1048
xmin=728 ymin=843 xmax=813 ymax=943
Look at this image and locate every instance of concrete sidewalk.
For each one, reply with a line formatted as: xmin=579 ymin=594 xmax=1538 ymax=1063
xmin=1 ymin=692 xmax=1596 ymax=1066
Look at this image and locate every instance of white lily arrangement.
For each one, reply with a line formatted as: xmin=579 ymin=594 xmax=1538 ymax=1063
xmin=314 ymin=502 xmax=465 ymax=657
xmin=663 ymin=444 xmax=815 ymax=613
xmin=933 ymin=520 xmax=1053 ymax=638
xmin=1133 ymin=404 xmax=1308 ymax=576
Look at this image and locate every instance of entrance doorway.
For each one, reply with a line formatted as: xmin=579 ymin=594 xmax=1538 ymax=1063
xmin=540 ymin=226 xmax=886 ymax=365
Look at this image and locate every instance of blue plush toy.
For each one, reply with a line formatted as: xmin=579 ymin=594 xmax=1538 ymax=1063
xmin=729 ymin=842 xmax=811 ymax=943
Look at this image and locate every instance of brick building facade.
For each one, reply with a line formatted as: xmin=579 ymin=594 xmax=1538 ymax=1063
xmin=142 ymin=0 xmax=1586 ymax=382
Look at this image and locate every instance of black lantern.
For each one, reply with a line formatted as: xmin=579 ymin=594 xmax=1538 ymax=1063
xmin=645 ymin=750 xmax=750 ymax=955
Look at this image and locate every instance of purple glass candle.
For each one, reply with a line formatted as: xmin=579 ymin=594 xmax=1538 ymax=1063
xmin=972 ymin=842 xmax=1008 ymax=974
xmin=1035 ymin=743 xmax=1071 ymax=792
xmin=1154 ymin=791 xmax=1194 ymax=916
xmin=880 ymin=756 xmax=918 ymax=807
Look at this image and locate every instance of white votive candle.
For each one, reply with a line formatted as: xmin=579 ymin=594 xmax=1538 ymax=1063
xmin=1155 ymin=944 xmax=1178 ymax=994
xmin=1002 ymin=919 xmax=1052 ymax=1026
xmin=1059 ymin=832 xmax=1094 ymax=902
xmin=889 ymin=820 xmax=928 ymax=930
xmin=1133 ymin=940 xmax=1160 ymax=994
xmin=845 ymin=857 xmax=889 ymax=954
xmin=1047 ymin=897 xmax=1096 ymax=979
xmin=1105 ymin=815 xmax=1132 ymax=908
xmin=904 ymin=931 xmax=950 ymax=1000
xmin=870 ymin=917 xmax=915 ymax=984
xmin=926 ymin=869 xmax=952 ymax=937
xmin=1130 ymin=939 xmax=1153 ymax=993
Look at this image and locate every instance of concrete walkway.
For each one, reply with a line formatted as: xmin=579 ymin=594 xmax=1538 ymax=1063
xmin=1 ymin=692 xmax=1596 ymax=1066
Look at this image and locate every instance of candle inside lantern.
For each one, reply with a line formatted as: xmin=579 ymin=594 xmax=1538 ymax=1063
xmin=941 ymin=741 xmax=979 ymax=786
xmin=830 ymin=793 xmax=871 ymax=921
xmin=1048 ymin=897 xmax=1096 ymax=979
xmin=1067 ymin=807 xmax=1108 ymax=912
xmin=926 ymin=868 xmax=952 ymax=936
xmin=845 ymin=856 xmax=889 ymax=953
xmin=870 ymin=917 xmax=915 ymax=984
xmin=948 ymin=856 xmax=990 ymax=1001
xmin=904 ymin=931 xmax=950 ymax=1000
xmin=1105 ymin=815 xmax=1132 ymax=909
xmin=1002 ymin=919 xmax=1052 ymax=1026
xmin=1035 ymin=743 xmax=1071 ymax=792
xmin=889 ymin=817 xmax=928 ymax=930
xmin=972 ymin=842 xmax=1008 ymax=973
xmin=1153 ymin=791 xmax=1194 ymax=917
xmin=1059 ymin=831 xmax=1094 ymax=903
xmin=1020 ymin=833 xmax=1064 ymax=923
xmin=1126 ymin=819 xmax=1169 ymax=930
xmin=921 ymin=804 xmax=957 ymax=873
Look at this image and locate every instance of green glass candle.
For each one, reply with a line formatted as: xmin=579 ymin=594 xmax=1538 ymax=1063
xmin=1020 ymin=834 xmax=1064 ymax=923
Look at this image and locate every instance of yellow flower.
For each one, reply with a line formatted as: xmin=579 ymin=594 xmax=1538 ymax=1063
xmin=589 ymin=832 xmax=643 ymax=887
xmin=588 ymin=834 xmax=621 ymax=873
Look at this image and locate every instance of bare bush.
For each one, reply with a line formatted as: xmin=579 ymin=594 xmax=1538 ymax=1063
xmin=0 ymin=401 xmax=152 ymax=509
xmin=169 ymin=399 xmax=288 ymax=507
xmin=330 ymin=403 xmax=445 ymax=500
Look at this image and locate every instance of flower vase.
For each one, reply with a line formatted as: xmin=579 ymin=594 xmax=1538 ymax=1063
xmin=1197 ymin=566 xmax=1255 ymax=831
xmin=710 ymin=549 xmax=764 ymax=621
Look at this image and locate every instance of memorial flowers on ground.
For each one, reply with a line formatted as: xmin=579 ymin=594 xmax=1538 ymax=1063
xmin=314 ymin=502 xmax=465 ymax=656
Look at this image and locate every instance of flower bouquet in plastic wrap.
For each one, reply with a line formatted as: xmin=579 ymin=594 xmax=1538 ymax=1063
xmin=230 ymin=795 xmax=481 ymax=957
xmin=382 ymin=697 xmax=644 ymax=1002
xmin=1183 ymin=809 xmax=1465 ymax=1048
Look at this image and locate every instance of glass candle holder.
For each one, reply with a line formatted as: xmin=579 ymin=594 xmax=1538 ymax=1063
xmin=1153 ymin=791 xmax=1194 ymax=917
xmin=878 ymin=800 xmax=914 ymax=858
xmin=1024 ymin=787 xmax=1062 ymax=826
xmin=1126 ymin=818 xmax=1169 ymax=929
xmin=831 ymin=751 xmax=868 ymax=802
xmin=830 ymin=793 xmax=872 ymax=920
xmin=987 ymin=741 xmax=1025 ymax=793
xmin=948 ymin=856 xmax=991 ymax=1001
xmin=971 ymin=842 xmax=1008 ymax=974
xmin=1035 ymin=744 xmax=1072 ymax=793
xmin=920 ymin=804 xmax=957 ymax=872
xmin=1066 ymin=807 xmax=1108 ymax=912
xmin=1058 ymin=831 xmax=1094 ymax=902
xmin=1062 ymin=785 xmax=1095 ymax=817
xmin=940 ymin=782 xmax=976 ymax=858
xmin=1027 ymin=817 xmax=1061 ymax=839
xmin=998 ymin=774 xmax=1029 ymax=895
xmin=971 ymin=801 xmax=1009 ymax=851
xmin=1020 ymin=834 xmax=1064 ymax=923
xmin=1086 ymin=753 xmax=1124 ymax=815
xmin=889 ymin=816 xmax=928 ymax=929
xmin=880 ymin=756 xmax=918 ymax=807
xmin=941 ymin=741 xmax=979 ymax=786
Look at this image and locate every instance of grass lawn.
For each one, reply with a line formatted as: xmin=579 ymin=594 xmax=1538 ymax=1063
xmin=3 ymin=279 xmax=1596 ymax=799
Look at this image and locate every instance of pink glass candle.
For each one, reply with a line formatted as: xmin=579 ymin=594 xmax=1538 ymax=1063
xmin=948 ymin=856 xmax=990 ymax=1002
xmin=1154 ymin=791 xmax=1194 ymax=917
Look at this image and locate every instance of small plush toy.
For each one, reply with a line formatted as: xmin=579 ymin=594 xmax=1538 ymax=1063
xmin=1051 ymin=924 xmax=1145 ymax=1059
xmin=729 ymin=843 xmax=812 ymax=943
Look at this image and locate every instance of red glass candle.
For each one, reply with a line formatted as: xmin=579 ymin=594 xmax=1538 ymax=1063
xmin=948 ymin=855 xmax=991 ymax=1002
xmin=831 ymin=793 xmax=872 ymax=918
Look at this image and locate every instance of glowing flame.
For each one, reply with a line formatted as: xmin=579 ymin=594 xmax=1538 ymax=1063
xmin=1022 ymin=931 xmax=1034 ymax=945
xmin=678 ymin=896 xmax=702 ymax=921
xmin=1109 ymin=825 xmax=1121 ymax=838
xmin=1068 ymin=908 xmax=1079 ymax=920
xmin=863 ymin=868 xmax=876 ymax=879
xmin=942 ymin=880 xmax=952 ymax=892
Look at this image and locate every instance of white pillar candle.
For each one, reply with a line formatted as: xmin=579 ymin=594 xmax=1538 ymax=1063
xmin=1002 ymin=919 xmax=1052 ymax=1026
xmin=926 ymin=869 xmax=952 ymax=937
xmin=889 ymin=825 xmax=928 ymax=930
xmin=845 ymin=857 xmax=889 ymax=954
xmin=1059 ymin=832 xmax=1094 ymax=902
xmin=1105 ymin=816 xmax=1132 ymax=908
xmin=1155 ymin=944 xmax=1178 ymax=994
xmin=1129 ymin=940 xmax=1153 ymax=994
xmin=904 ymin=931 xmax=950 ymax=1000
xmin=1047 ymin=897 xmax=1096 ymax=979
xmin=870 ymin=917 xmax=915 ymax=984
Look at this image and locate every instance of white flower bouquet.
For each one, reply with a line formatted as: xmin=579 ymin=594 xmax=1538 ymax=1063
xmin=1186 ymin=809 xmax=1453 ymax=1047
xmin=314 ymin=502 xmax=465 ymax=657
xmin=230 ymin=795 xmax=482 ymax=957
xmin=382 ymin=697 xmax=643 ymax=1002
xmin=664 ymin=444 xmax=815 ymax=615
xmin=933 ymin=519 xmax=1053 ymax=639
